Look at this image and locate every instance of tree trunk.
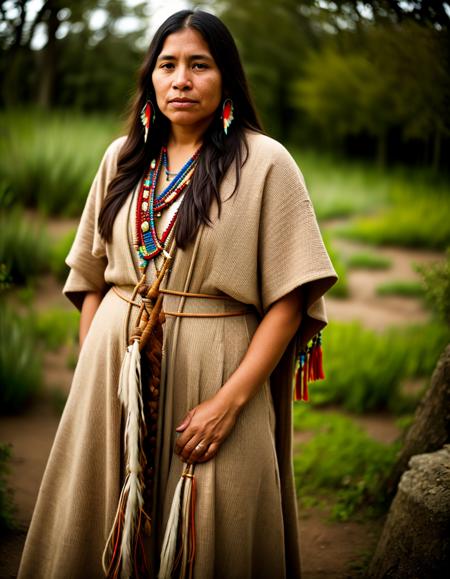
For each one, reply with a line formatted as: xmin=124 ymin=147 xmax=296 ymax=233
xmin=387 ymin=344 xmax=450 ymax=497
xmin=37 ymin=6 xmax=59 ymax=109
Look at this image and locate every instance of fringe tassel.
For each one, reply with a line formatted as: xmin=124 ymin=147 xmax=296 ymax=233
xmin=293 ymin=331 xmax=325 ymax=402
xmin=159 ymin=464 xmax=196 ymax=579
xmin=102 ymin=339 xmax=150 ymax=578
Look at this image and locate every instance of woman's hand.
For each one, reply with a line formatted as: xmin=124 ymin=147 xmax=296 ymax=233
xmin=174 ymin=394 xmax=241 ymax=464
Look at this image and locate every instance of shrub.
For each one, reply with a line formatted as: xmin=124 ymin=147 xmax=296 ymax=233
xmin=322 ymin=232 xmax=349 ymax=298
xmin=0 ymin=108 xmax=120 ymax=216
xmin=314 ymin=320 xmax=450 ymax=412
xmin=415 ymin=249 xmax=450 ymax=324
xmin=290 ymin=148 xmax=389 ymax=220
xmin=293 ymin=405 xmax=399 ymax=521
xmin=0 ymin=209 xmax=51 ymax=285
xmin=376 ymin=280 xmax=425 ymax=297
xmin=50 ymin=228 xmax=76 ymax=282
xmin=0 ymin=302 xmax=42 ymax=413
xmin=33 ymin=308 xmax=79 ymax=351
xmin=337 ymin=189 xmax=450 ymax=250
xmin=347 ymin=252 xmax=392 ymax=270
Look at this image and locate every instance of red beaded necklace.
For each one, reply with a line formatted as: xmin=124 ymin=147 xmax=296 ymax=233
xmin=134 ymin=146 xmax=201 ymax=274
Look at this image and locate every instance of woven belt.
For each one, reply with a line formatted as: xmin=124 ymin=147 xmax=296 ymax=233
xmin=112 ymin=286 xmax=252 ymax=318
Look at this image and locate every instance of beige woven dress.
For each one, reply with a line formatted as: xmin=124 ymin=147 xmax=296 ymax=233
xmin=17 ymin=131 xmax=338 ymax=579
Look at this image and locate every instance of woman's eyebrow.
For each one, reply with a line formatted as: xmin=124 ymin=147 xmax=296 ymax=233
xmin=157 ymin=53 xmax=214 ymax=62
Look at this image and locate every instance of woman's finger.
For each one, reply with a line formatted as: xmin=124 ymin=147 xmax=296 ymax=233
xmin=195 ymin=442 xmax=220 ymax=463
xmin=180 ymin=435 xmax=209 ymax=463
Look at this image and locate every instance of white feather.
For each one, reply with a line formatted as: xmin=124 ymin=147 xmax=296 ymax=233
xmin=158 ymin=473 xmax=185 ymax=579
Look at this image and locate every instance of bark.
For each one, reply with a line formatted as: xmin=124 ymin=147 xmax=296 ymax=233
xmin=37 ymin=4 xmax=59 ymax=109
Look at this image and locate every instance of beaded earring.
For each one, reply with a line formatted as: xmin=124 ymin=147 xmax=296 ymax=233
xmin=221 ymin=98 xmax=234 ymax=135
xmin=140 ymin=97 xmax=156 ymax=143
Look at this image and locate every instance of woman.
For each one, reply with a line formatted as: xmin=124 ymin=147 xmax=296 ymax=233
xmin=18 ymin=9 xmax=337 ymax=579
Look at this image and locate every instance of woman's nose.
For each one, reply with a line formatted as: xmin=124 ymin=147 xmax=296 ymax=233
xmin=172 ymin=66 xmax=192 ymax=90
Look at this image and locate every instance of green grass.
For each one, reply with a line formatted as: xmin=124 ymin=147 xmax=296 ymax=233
xmin=322 ymin=232 xmax=348 ymax=298
xmin=293 ymin=405 xmax=399 ymax=521
xmin=313 ymin=320 xmax=450 ymax=413
xmin=376 ymin=280 xmax=425 ymax=297
xmin=0 ymin=302 xmax=43 ymax=413
xmin=0 ymin=108 xmax=121 ymax=216
xmin=0 ymin=208 xmax=51 ymax=285
xmin=347 ymin=252 xmax=392 ymax=270
xmin=290 ymin=148 xmax=389 ymax=220
xmin=291 ymin=146 xmax=449 ymax=250
xmin=337 ymin=183 xmax=450 ymax=250
xmin=33 ymin=308 xmax=80 ymax=351
xmin=50 ymin=228 xmax=76 ymax=282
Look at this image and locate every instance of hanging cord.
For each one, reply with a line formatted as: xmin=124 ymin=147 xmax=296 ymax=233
xmin=102 ymin=232 xmax=177 ymax=579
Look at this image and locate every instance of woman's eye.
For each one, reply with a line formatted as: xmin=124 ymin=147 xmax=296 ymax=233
xmin=193 ymin=63 xmax=208 ymax=70
xmin=161 ymin=63 xmax=174 ymax=69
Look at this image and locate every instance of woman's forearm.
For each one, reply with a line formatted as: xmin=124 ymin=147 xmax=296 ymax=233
xmin=79 ymin=291 xmax=103 ymax=347
xmin=174 ymin=286 xmax=304 ymax=463
xmin=215 ymin=287 xmax=303 ymax=412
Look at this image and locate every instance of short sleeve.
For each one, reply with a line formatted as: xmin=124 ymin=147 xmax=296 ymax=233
xmin=62 ymin=136 xmax=125 ymax=311
xmin=258 ymin=145 xmax=338 ymax=347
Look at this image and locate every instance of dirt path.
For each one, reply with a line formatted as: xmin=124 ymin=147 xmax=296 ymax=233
xmin=325 ymin=237 xmax=444 ymax=331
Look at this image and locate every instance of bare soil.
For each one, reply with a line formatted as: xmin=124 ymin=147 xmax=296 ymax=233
xmin=0 ymin=224 xmax=444 ymax=578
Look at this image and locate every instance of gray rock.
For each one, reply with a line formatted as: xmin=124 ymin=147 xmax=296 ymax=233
xmin=367 ymin=445 xmax=450 ymax=578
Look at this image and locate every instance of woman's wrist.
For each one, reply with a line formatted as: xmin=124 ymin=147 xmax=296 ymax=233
xmin=215 ymin=378 xmax=253 ymax=416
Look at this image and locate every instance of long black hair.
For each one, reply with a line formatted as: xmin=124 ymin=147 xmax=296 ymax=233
xmin=98 ymin=9 xmax=263 ymax=248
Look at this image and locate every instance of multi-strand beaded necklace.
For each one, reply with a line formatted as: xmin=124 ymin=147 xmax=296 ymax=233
xmin=134 ymin=145 xmax=201 ymax=274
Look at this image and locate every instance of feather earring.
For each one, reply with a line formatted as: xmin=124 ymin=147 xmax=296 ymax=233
xmin=221 ymin=98 xmax=234 ymax=135
xmin=140 ymin=98 xmax=156 ymax=143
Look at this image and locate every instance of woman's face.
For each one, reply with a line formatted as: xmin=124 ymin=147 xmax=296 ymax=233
xmin=151 ymin=27 xmax=223 ymax=133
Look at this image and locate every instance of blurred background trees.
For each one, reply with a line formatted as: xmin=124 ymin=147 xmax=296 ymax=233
xmin=1 ymin=0 xmax=449 ymax=169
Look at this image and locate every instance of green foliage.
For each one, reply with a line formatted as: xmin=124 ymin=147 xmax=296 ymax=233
xmin=51 ymin=229 xmax=76 ymax=282
xmin=339 ymin=198 xmax=450 ymax=250
xmin=322 ymin=232 xmax=348 ymax=298
xmin=314 ymin=321 xmax=450 ymax=413
xmin=0 ymin=302 xmax=42 ymax=414
xmin=0 ymin=109 xmax=120 ymax=216
xmin=347 ymin=252 xmax=392 ymax=270
xmin=33 ymin=308 xmax=79 ymax=351
xmin=415 ymin=250 xmax=450 ymax=324
xmin=0 ymin=443 xmax=18 ymax=532
xmin=376 ymin=280 xmax=425 ymax=297
xmin=291 ymin=21 xmax=450 ymax=167
xmin=1 ymin=0 xmax=148 ymax=112
xmin=0 ymin=208 xmax=51 ymax=285
xmin=291 ymin=148 xmax=389 ymax=220
xmin=293 ymin=405 xmax=399 ymax=521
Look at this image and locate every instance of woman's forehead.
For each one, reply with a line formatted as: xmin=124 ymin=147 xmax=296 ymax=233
xmin=157 ymin=28 xmax=213 ymax=59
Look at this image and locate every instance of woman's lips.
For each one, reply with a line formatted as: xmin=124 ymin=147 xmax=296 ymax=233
xmin=169 ymin=99 xmax=198 ymax=108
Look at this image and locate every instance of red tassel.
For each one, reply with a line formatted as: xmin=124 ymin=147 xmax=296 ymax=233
xmin=302 ymin=353 xmax=308 ymax=400
xmin=293 ymin=332 xmax=325 ymax=403
xmin=317 ymin=344 xmax=325 ymax=380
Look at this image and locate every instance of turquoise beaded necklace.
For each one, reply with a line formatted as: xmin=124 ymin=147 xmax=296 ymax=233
xmin=134 ymin=146 xmax=201 ymax=273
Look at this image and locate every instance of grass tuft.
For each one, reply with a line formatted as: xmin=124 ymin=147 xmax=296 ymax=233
xmin=376 ymin=280 xmax=425 ymax=297
xmin=293 ymin=405 xmax=399 ymax=521
xmin=347 ymin=252 xmax=392 ymax=270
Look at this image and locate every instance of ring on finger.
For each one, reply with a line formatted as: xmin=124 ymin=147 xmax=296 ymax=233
xmin=195 ymin=443 xmax=207 ymax=453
